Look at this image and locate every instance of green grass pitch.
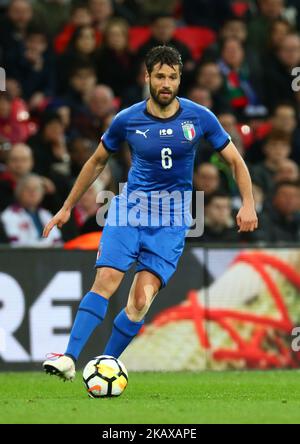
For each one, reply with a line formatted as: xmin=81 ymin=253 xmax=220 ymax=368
xmin=0 ymin=370 xmax=300 ymax=424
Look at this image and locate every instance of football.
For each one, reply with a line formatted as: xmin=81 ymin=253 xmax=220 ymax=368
xmin=83 ymin=355 xmax=128 ymax=398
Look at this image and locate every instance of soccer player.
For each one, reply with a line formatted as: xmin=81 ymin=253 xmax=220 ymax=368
xmin=43 ymin=46 xmax=258 ymax=380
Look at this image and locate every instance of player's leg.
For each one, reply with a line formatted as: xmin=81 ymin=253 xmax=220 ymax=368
xmin=43 ymin=222 xmax=139 ymax=380
xmin=102 ymin=226 xmax=186 ymax=359
xmin=43 ymin=267 xmax=125 ymax=380
xmin=64 ymin=267 xmax=125 ymax=360
xmin=103 ymin=270 xmax=161 ymax=358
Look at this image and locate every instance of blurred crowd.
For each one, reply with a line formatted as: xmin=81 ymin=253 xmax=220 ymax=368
xmin=0 ymin=0 xmax=300 ymax=246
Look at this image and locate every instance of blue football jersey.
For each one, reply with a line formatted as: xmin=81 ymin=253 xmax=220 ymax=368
xmin=101 ymin=97 xmax=230 ymax=226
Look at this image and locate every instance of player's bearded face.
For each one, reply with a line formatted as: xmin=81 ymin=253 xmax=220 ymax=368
xmin=148 ymin=63 xmax=181 ymax=107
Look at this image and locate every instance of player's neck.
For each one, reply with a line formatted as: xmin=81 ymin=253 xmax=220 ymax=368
xmin=147 ymin=97 xmax=180 ymax=119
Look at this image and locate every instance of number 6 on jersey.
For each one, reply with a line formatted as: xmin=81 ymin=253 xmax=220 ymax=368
xmin=161 ymin=147 xmax=173 ymax=169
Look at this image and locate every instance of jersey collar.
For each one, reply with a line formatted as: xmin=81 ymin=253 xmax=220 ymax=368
xmin=143 ymin=97 xmax=183 ymax=122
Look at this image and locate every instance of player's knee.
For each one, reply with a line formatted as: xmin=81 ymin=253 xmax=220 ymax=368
xmin=127 ymin=291 xmax=156 ymax=321
xmin=133 ymin=292 xmax=147 ymax=312
xmin=92 ymin=267 xmax=122 ymax=298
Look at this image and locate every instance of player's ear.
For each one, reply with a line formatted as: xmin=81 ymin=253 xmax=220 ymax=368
xmin=145 ymin=70 xmax=150 ymax=84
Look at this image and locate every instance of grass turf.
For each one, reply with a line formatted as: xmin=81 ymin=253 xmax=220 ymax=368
xmin=0 ymin=370 xmax=299 ymax=424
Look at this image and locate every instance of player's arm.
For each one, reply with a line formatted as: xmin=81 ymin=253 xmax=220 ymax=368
xmin=220 ymin=141 xmax=258 ymax=232
xmin=43 ymin=142 xmax=110 ymax=237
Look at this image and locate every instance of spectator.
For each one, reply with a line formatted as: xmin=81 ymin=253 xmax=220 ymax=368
xmin=270 ymin=104 xmax=300 ymax=163
xmin=54 ymin=2 xmax=94 ymax=55
xmin=193 ymin=163 xmax=221 ymax=197
xmin=274 ymin=158 xmax=300 ymax=183
xmin=218 ymin=37 xmax=264 ymax=119
xmin=71 ymin=84 xmax=116 ymax=141
xmin=251 ymin=132 xmax=292 ymax=195
xmin=0 ymin=142 xmax=33 ymax=210
xmin=96 ymin=18 xmax=135 ymax=97
xmin=196 ymin=112 xmax=245 ymax=199
xmin=1 ymin=141 xmax=71 ymax=216
xmin=45 ymin=99 xmax=72 ymax=138
xmin=0 ymin=0 xmax=34 ymax=69
xmin=56 ymin=24 xmax=99 ymax=95
xmin=111 ymin=0 xmax=141 ymax=25
xmin=32 ymin=0 xmax=71 ymax=38
xmin=239 ymin=181 xmax=269 ymax=243
xmin=136 ymin=14 xmax=193 ymax=69
xmin=69 ymin=137 xmax=95 ymax=180
xmin=74 ymin=182 xmax=102 ymax=234
xmin=252 ymin=182 xmax=265 ymax=215
xmin=193 ymin=62 xmax=230 ymax=113
xmin=246 ymin=103 xmax=300 ymax=164
xmin=219 ymin=17 xmax=248 ymax=43
xmin=63 ymin=64 xmax=97 ymax=132
xmin=199 ymin=192 xmax=240 ymax=243
xmin=187 ymin=86 xmax=213 ymax=110
xmin=0 ymin=92 xmax=32 ymax=143
xmin=7 ymin=25 xmax=55 ymax=106
xmin=266 ymin=17 xmax=294 ymax=54
xmin=248 ymin=0 xmax=287 ymax=53
xmin=218 ymin=112 xmax=244 ymax=156
xmin=182 ymin=0 xmax=232 ymax=30
xmin=89 ymin=0 xmax=114 ymax=32
xmin=135 ymin=0 xmax=177 ymax=23
xmin=27 ymin=112 xmax=70 ymax=177
xmin=260 ymin=181 xmax=300 ymax=242
xmin=1 ymin=173 xmax=62 ymax=246
xmin=121 ymin=61 xmax=149 ymax=108
xmin=202 ymin=18 xmax=261 ymax=77
xmin=264 ymin=32 xmax=300 ymax=110
xmin=74 ymin=166 xmax=115 ymax=234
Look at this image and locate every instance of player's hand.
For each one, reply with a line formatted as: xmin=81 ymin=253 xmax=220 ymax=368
xmin=236 ymin=205 xmax=258 ymax=233
xmin=43 ymin=207 xmax=71 ymax=238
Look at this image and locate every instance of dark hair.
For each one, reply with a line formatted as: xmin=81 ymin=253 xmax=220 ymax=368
xmin=269 ymin=17 xmax=294 ymax=33
xmin=264 ymin=130 xmax=292 ymax=146
xmin=68 ymin=25 xmax=96 ymax=52
xmin=222 ymin=16 xmax=247 ymax=26
xmin=0 ymin=91 xmax=13 ymax=102
xmin=145 ymin=45 xmax=183 ymax=74
xmin=220 ymin=36 xmax=243 ymax=52
xmin=150 ymin=13 xmax=175 ymax=25
xmin=40 ymin=111 xmax=63 ymax=130
xmin=71 ymin=1 xmax=89 ymax=14
xmin=26 ymin=24 xmax=49 ymax=42
xmin=273 ymin=180 xmax=300 ymax=194
xmin=204 ymin=191 xmax=231 ymax=207
xmin=70 ymin=62 xmax=96 ymax=78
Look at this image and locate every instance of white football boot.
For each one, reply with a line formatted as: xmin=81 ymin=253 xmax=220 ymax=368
xmin=43 ymin=353 xmax=76 ymax=381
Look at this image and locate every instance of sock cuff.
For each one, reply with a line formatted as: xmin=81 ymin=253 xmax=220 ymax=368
xmin=79 ymin=291 xmax=109 ymax=319
xmin=114 ymin=309 xmax=144 ymax=337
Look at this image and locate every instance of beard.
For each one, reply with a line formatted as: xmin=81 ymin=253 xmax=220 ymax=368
xmin=149 ymin=83 xmax=178 ymax=107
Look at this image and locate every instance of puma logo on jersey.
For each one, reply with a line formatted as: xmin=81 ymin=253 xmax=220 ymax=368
xmin=136 ymin=129 xmax=149 ymax=138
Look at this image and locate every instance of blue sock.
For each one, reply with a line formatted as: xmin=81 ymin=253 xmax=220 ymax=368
xmin=103 ymin=309 xmax=144 ymax=358
xmin=65 ymin=291 xmax=108 ymax=361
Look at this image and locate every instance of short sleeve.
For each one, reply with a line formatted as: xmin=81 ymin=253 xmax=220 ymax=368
xmin=101 ymin=111 xmax=127 ymax=153
xmin=202 ymin=108 xmax=231 ymax=151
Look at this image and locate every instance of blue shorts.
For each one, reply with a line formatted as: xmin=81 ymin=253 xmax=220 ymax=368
xmin=95 ymin=223 xmax=186 ymax=288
